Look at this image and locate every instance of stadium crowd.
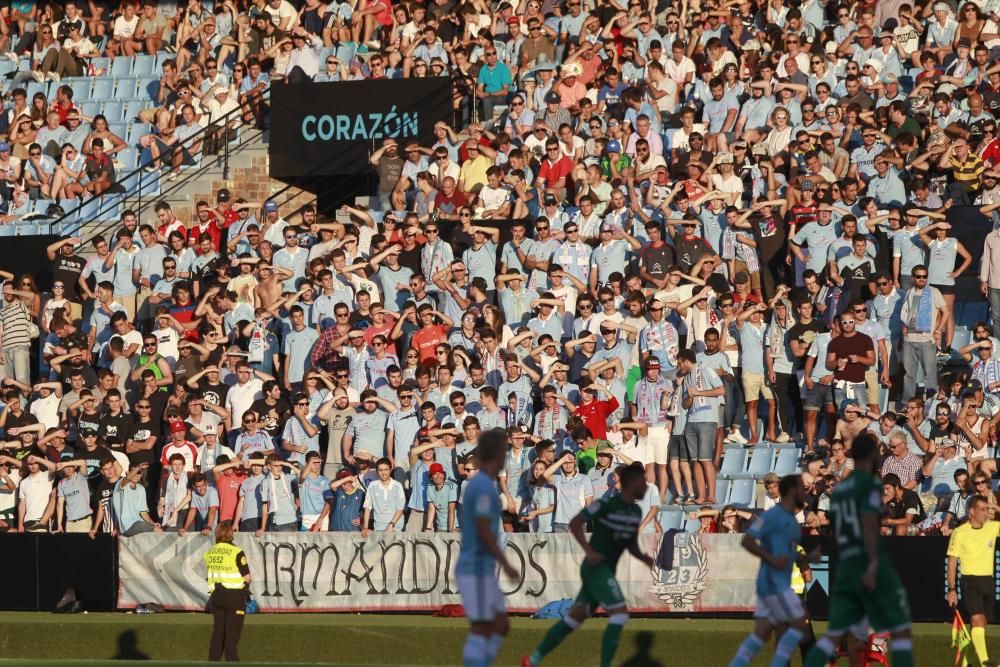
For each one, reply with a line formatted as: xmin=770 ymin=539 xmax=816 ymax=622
xmin=3 ymin=0 xmax=1000 ymax=542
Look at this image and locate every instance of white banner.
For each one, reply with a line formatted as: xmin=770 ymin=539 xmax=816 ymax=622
xmin=118 ymin=532 xmax=759 ymax=613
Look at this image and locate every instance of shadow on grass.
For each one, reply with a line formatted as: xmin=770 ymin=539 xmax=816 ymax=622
xmin=619 ymin=631 xmax=662 ymax=667
xmin=112 ymin=630 xmax=149 ymax=661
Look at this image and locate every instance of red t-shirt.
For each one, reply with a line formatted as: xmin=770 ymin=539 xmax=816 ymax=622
xmin=537 ymin=156 xmax=574 ymax=185
xmin=574 ymin=395 xmax=619 ymax=440
xmin=190 ymin=220 xmax=222 ymax=251
xmin=410 ymin=324 xmax=448 ymax=363
xmin=214 ymin=469 xmax=247 ymax=522
xmin=365 ymin=321 xmax=396 ymax=356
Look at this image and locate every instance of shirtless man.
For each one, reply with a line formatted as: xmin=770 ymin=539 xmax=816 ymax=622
xmin=833 ymin=402 xmax=875 ymax=448
xmin=255 ymin=263 xmax=294 ymax=311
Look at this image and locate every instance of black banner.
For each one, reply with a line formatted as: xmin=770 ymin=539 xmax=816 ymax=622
xmin=0 ymin=534 xmax=118 ymax=611
xmin=269 ymin=78 xmax=454 ymax=178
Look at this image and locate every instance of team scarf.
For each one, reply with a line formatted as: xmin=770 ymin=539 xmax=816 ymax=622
xmin=972 ymin=357 xmax=1000 ymax=392
xmin=421 ymin=239 xmax=450 ymax=279
xmin=535 ymin=404 xmax=565 ymax=440
xmin=636 ymin=376 xmax=668 ymax=424
xmin=721 ymin=228 xmax=760 ymax=272
xmin=645 ymin=320 xmax=680 ymax=365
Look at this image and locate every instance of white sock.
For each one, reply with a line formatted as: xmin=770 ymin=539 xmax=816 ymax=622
xmin=771 ymin=628 xmax=803 ymax=667
xmin=485 ymin=633 xmax=504 ymax=665
xmin=463 ymin=634 xmax=488 ymax=667
xmin=729 ymin=633 xmax=765 ymax=667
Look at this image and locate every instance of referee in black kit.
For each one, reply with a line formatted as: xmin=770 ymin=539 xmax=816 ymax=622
xmin=204 ymin=520 xmax=252 ymax=661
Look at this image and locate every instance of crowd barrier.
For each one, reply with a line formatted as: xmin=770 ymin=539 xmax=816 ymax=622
xmin=0 ymin=531 xmax=967 ymax=620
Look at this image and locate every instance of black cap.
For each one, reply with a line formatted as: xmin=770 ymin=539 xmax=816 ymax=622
xmin=217 ymin=188 xmax=231 ymax=202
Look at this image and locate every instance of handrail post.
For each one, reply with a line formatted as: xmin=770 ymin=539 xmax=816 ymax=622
xmin=224 ymin=122 xmax=230 ymax=181
xmin=137 ymin=168 xmax=142 ymax=214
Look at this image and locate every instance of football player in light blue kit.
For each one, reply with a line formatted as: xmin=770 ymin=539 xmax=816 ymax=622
xmin=456 ymin=428 xmax=518 ymax=667
xmin=729 ymin=474 xmax=818 ymax=667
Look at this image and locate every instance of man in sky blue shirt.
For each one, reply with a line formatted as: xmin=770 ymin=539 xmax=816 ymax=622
xmin=477 ymin=46 xmax=512 ymax=121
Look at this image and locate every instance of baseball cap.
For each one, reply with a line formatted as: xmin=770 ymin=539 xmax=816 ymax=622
xmin=429 ymin=462 xmax=446 ymax=476
xmin=417 ymin=427 xmax=431 ymax=442
xmin=716 ymin=152 xmax=733 ymax=164
xmin=596 ymin=442 xmax=615 ymax=456
xmin=607 ymin=139 xmax=622 ymax=153
xmin=170 ymin=421 xmax=187 ymax=434
xmin=544 ymin=90 xmax=561 ymax=104
xmin=882 ymin=72 xmax=898 ymax=85
xmin=202 ymin=424 xmax=217 ymax=436
xmin=966 ymin=379 xmax=984 ymax=393
xmin=80 ymin=428 xmax=97 ymax=437
xmin=644 ymin=357 xmax=662 ymax=369
xmin=957 ymin=37 xmax=972 ymax=48
xmin=336 ymin=469 xmax=355 ymax=480
xmin=217 ymin=188 xmax=231 ymax=202
xmin=940 ymin=437 xmax=957 ymax=448
xmin=263 ymin=199 xmax=279 ymax=213
xmin=506 ymin=15 xmax=519 ymax=24
xmin=0 ymin=143 xmax=11 ymax=153
xmin=864 ymin=59 xmax=883 ymax=74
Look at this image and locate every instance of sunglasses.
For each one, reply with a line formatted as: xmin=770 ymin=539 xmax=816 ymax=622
xmin=840 ymin=320 xmax=855 ymax=325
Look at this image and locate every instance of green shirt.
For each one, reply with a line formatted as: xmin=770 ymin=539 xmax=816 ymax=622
xmin=579 ymin=494 xmax=642 ymax=571
xmin=828 ymin=469 xmax=885 ymax=562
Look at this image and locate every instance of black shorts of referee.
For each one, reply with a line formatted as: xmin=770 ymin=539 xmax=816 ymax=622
xmin=962 ymin=575 xmax=996 ymax=621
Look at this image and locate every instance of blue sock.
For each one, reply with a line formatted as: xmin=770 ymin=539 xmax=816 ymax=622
xmin=462 ymin=634 xmax=488 ymax=667
xmin=771 ymin=628 xmax=803 ymax=667
xmin=729 ymin=633 xmax=765 ymax=667
xmin=484 ymin=633 xmax=504 ymax=665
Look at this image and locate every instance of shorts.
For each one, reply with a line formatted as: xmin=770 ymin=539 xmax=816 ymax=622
xmin=733 ymin=259 xmax=761 ymax=290
xmin=754 ymin=589 xmax=806 ymax=624
xmin=864 ymin=369 xmax=879 ymax=406
xmin=826 ymin=557 xmax=911 ymax=636
xmin=683 ymin=422 xmax=717 ymax=461
xmin=65 ymin=516 xmax=92 ymax=533
xmin=742 ymin=372 xmax=774 ymax=401
xmin=576 ymin=564 xmax=626 ymax=612
xmin=668 ymin=433 xmax=691 ymax=461
xmin=300 ymin=514 xmax=328 ymax=531
xmin=643 ymin=425 xmax=670 ymax=465
xmin=931 ymin=283 xmax=956 ymax=296
xmin=802 ymin=381 xmax=834 ymax=411
xmin=962 ymin=575 xmax=995 ymax=621
xmin=457 ymin=573 xmax=506 ymax=622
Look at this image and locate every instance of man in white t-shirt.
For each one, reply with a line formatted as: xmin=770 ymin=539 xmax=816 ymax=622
xmin=18 ymin=456 xmax=54 ymax=532
xmin=224 ymin=362 xmax=270 ymax=427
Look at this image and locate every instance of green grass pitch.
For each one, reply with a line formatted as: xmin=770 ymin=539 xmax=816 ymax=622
xmin=0 ymin=612 xmax=985 ymax=665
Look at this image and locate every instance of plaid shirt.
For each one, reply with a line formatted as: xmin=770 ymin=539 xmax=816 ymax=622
xmin=880 ymin=452 xmax=922 ymax=487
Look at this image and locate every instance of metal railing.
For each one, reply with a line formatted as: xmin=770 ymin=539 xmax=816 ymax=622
xmin=43 ymin=85 xmax=271 ymax=244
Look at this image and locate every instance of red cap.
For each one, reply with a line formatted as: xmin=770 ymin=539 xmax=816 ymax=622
xmin=429 ymin=463 xmax=446 ymax=476
xmin=170 ymin=421 xmax=187 ymax=434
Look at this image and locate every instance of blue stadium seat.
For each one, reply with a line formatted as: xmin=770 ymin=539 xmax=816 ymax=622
xmin=0 ymin=224 xmax=16 ymax=237
xmin=728 ymin=479 xmax=755 ymax=508
xmin=101 ymin=193 xmax=125 ymax=221
xmin=137 ymin=76 xmax=159 ymax=101
xmin=123 ymin=99 xmax=146 ymax=122
xmin=115 ymin=77 xmax=136 ymax=98
xmin=127 ymin=122 xmax=152 ymax=146
xmin=90 ymin=56 xmax=110 ymax=75
xmin=773 ymin=448 xmax=801 ymax=476
xmin=25 ymin=80 xmax=48 ymax=100
xmin=960 ymin=302 xmax=988 ymax=327
xmin=715 ymin=479 xmax=731 ymax=504
xmin=682 ymin=515 xmax=702 ymax=533
xmin=92 ymin=78 xmax=115 ymax=101
xmin=952 ymin=327 xmax=972 ymax=354
xmin=67 ymin=78 xmax=90 ymax=101
xmin=52 ymin=221 xmax=80 ymax=237
xmin=719 ymin=448 xmax=747 ymax=478
xmin=154 ymin=51 xmax=172 ymax=71
xmin=0 ymin=60 xmax=17 ymax=78
xmin=15 ymin=222 xmax=43 ymax=236
xmin=108 ymin=121 xmax=127 ymax=139
xmin=31 ymin=198 xmax=54 ymax=216
xmin=116 ymin=146 xmax=138 ymax=171
xmin=78 ymin=195 xmax=103 ymax=222
xmin=733 ymin=447 xmax=775 ymax=479
xmin=659 ymin=509 xmax=683 ymax=531
xmin=101 ymin=101 xmax=123 ymax=122
xmin=132 ymin=54 xmax=156 ymax=76
xmin=110 ymin=57 xmax=132 ymax=78
xmin=58 ymin=199 xmax=81 ymax=224
xmin=80 ymin=101 xmax=100 ymax=118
